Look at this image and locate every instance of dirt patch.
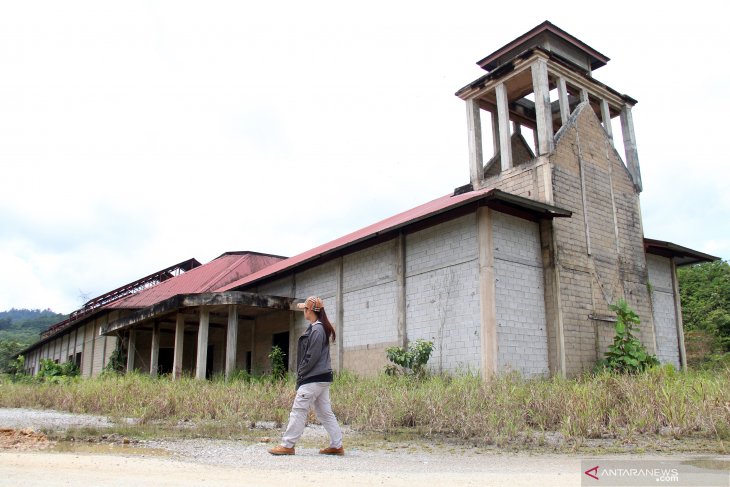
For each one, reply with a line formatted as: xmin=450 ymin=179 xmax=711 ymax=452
xmin=0 ymin=428 xmax=55 ymax=451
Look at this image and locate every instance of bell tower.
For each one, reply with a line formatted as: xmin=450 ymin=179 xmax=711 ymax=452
xmin=456 ymin=21 xmax=642 ymax=195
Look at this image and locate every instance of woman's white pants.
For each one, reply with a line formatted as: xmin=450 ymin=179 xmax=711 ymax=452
xmin=281 ymin=382 xmax=343 ymax=449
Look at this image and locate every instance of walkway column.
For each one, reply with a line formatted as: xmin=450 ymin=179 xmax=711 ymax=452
xmin=466 ymin=98 xmax=483 ymax=187
xmin=225 ymin=305 xmax=238 ymax=379
xmin=150 ymin=322 xmax=160 ymax=378
xmin=477 ymin=207 xmax=498 ymax=380
xmin=495 ymin=82 xmax=512 ymax=172
xmin=172 ymin=314 xmax=184 ymax=380
xmin=531 ymin=58 xmax=554 ymax=155
xmin=620 ymin=104 xmax=642 ymax=191
xmin=196 ymin=308 xmax=210 ymax=380
xmin=126 ymin=329 xmax=136 ymax=373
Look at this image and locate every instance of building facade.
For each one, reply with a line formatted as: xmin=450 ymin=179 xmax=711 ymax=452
xmin=21 ymin=22 xmax=716 ymax=379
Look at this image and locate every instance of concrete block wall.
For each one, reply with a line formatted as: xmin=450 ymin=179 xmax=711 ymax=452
xmin=646 ymin=254 xmax=680 ymax=367
xmin=294 ymin=262 xmax=339 ymax=371
xmin=549 ymin=103 xmax=656 ymax=376
xmin=405 ymin=214 xmax=481 ymax=373
xmin=492 ymin=211 xmax=549 ymax=377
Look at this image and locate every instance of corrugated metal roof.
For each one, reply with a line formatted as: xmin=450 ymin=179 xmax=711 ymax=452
xmin=216 ymin=188 xmax=571 ymax=293
xmin=108 ymin=252 xmax=285 ymax=309
xmin=644 ymin=238 xmax=719 ymax=267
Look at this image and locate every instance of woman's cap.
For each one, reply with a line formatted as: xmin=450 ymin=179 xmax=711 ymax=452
xmin=296 ymin=296 xmax=324 ymax=312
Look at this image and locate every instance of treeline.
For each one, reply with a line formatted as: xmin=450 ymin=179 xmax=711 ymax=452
xmin=0 ymin=309 xmax=67 ymax=371
xmin=678 ymin=259 xmax=730 ymax=368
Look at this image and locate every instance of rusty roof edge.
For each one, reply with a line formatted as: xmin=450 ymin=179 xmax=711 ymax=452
xmin=220 ymin=189 xmax=571 ymax=292
xmin=644 ymin=238 xmax=720 ymax=266
xmin=103 ymin=292 xmax=299 ymax=334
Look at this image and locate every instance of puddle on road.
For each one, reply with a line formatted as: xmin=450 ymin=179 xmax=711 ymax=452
xmin=682 ymin=458 xmax=730 ymax=472
xmin=51 ymin=441 xmax=171 ymax=458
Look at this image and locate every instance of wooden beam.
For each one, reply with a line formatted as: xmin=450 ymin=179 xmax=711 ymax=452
xmin=495 ymin=82 xmax=512 ymax=172
xmin=532 ymin=59 xmax=554 ymax=155
xmin=225 ymin=305 xmax=238 ymax=379
xmin=466 ymin=98 xmax=483 ymax=187
xmin=196 ymin=309 xmax=209 ymax=380
xmin=173 ymin=314 xmax=184 ymax=380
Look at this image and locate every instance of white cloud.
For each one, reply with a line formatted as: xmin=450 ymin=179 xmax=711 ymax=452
xmin=1 ymin=0 xmax=728 ymax=313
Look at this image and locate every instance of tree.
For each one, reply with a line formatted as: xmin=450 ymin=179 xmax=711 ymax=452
xmin=678 ymin=260 xmax=730 ymax=352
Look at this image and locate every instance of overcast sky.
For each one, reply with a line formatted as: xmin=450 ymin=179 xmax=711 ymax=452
xmin=1 ymin=1 xmax=728 ymax=314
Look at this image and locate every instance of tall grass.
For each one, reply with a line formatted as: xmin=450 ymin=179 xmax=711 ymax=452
xmin=2 ymin=367 xmax=729 ymax=444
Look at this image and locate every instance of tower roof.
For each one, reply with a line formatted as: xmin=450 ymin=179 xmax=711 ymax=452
xmin=477 ymin=21 xmax=610 ymax=74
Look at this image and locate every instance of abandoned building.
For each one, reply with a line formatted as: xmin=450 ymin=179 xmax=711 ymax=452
xmin=20 ymin=21 xmax=718 ymax=379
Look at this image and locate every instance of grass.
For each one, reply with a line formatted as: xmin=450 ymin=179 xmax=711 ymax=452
xmin=1 ymin=366 xmax=729 ymax=452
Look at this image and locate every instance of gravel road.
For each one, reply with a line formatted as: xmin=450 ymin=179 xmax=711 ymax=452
xmin=1 ymin=408 xmax=727 ymax=487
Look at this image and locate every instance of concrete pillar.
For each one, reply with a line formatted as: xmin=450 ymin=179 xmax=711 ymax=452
xmin=600 ymin=100 xmax=613 ymax=143
xmin=477 ymin=207 xmax=498 ymax=379
xmin=150 ymin=322 xmax=160 ymax=377
xmin=531 ymin=58 xmax=554 ymax=155
xmin=580 ymin=88 xmax=589 ymax=103
xmin=172 ymin=314 xmax=185 ymax=380
xmin=126 ymin=329 xmax=136 ymax=373
xmin=539 ymin=220 xmax=566 ymax=378
xmin=557 ymin=77 xmax=570 ymax=125
xmin=495 ymin=82 xmax=512 ymax=172
xmin=335 ymin=258 xmax=344 ymax=372
xmin=225 ymin=305 xmax=238 ymax=379
xmin=196 ymin=309 xmax=210 ymax=380
xmin=466 ymin=98 xmax=483 ymax=187
xmin=396 ymin=233 xmax=407 ymax=349
xmin=491 ymin=111 xmax=500 ymax=156
xmin=620 ymin=104 xmax=642 ymax=191
xmin=671 ymin=259 xmax=688 ymax=371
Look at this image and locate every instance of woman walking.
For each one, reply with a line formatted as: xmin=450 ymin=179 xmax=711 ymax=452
xmin=268 ymin=296 xmax=344 ymax=456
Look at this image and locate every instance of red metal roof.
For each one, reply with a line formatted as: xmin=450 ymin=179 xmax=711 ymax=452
xmin=108 ymin=252 xmax=285 ymax=309
xmin=216 ymin=187 xmax=570 ymax=293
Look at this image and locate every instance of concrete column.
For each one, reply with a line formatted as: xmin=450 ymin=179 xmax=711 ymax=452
xmin=196 ymin=308 xmax=210 ymax=380
xmin=600 ymin=100 xmax=613 ymax=143
xmin=477 ymin=207 xmax=498 ymax=379
xmin=532 ymin=58 xmax=554 ymax=155
xmin=539 ymin=220 xmax=566 ymax=377
xmin=395 ymin=233 xmax=407 ymax=349
xmin=495 ymin=82 xmax=512 ymax=172
xmin=620 ymin=104 xmax=643 ymax=191
xmin=225 ymin=305 xmax=238 ymax=379
xmin=557 ymin=77 xmax=570 ymax=125
xmin=670 ymin=259 xmax=688 ymax=371
xmin=491 ymin=111 xmax=500 ymax=156
xmin=580 ymin=88 xmax=589 ymax=103
xmin=335 ymin=258 xmax=344 ymax=372
xmin=466 ymin=98 xmax=483 ymax=187
xmin=150 ymin=322 xmax=160 ymax=377
xmin=126 ymin=329 xmax=136 ymax=373
xmin=172 ymin=314 xmax=185 ymax=380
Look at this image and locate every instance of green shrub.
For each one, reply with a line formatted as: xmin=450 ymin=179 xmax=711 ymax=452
xmin=597 ymin=299 xmax=659 ymax=374
xmin=386 ymin=339 xmax=434 ymax=378
xmin=268 ymin=345 xmax=286 ymax=381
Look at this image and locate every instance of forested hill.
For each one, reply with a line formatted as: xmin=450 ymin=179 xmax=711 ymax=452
xmin=0 ymin=308 xmax=67 ymax=344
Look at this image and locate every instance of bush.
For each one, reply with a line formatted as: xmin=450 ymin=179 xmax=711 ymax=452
xmin=268 ymin=345 xmax=286 ymax=381
xmin=386 ymin=339 xmax=434 ymax=378
xmin=596 ymin=299 xmax=659 ymax=374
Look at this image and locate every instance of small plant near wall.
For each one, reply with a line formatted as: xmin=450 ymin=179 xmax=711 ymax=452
xmin=385 ymin=339 xmax=434 ymax=378
xmin=596 ymin=298 xmax=659 ymax=374
xmin=103 ymin=345 xmax=126 ymax=375
xmin=268 ymin=345 xmax=286 ymax=381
